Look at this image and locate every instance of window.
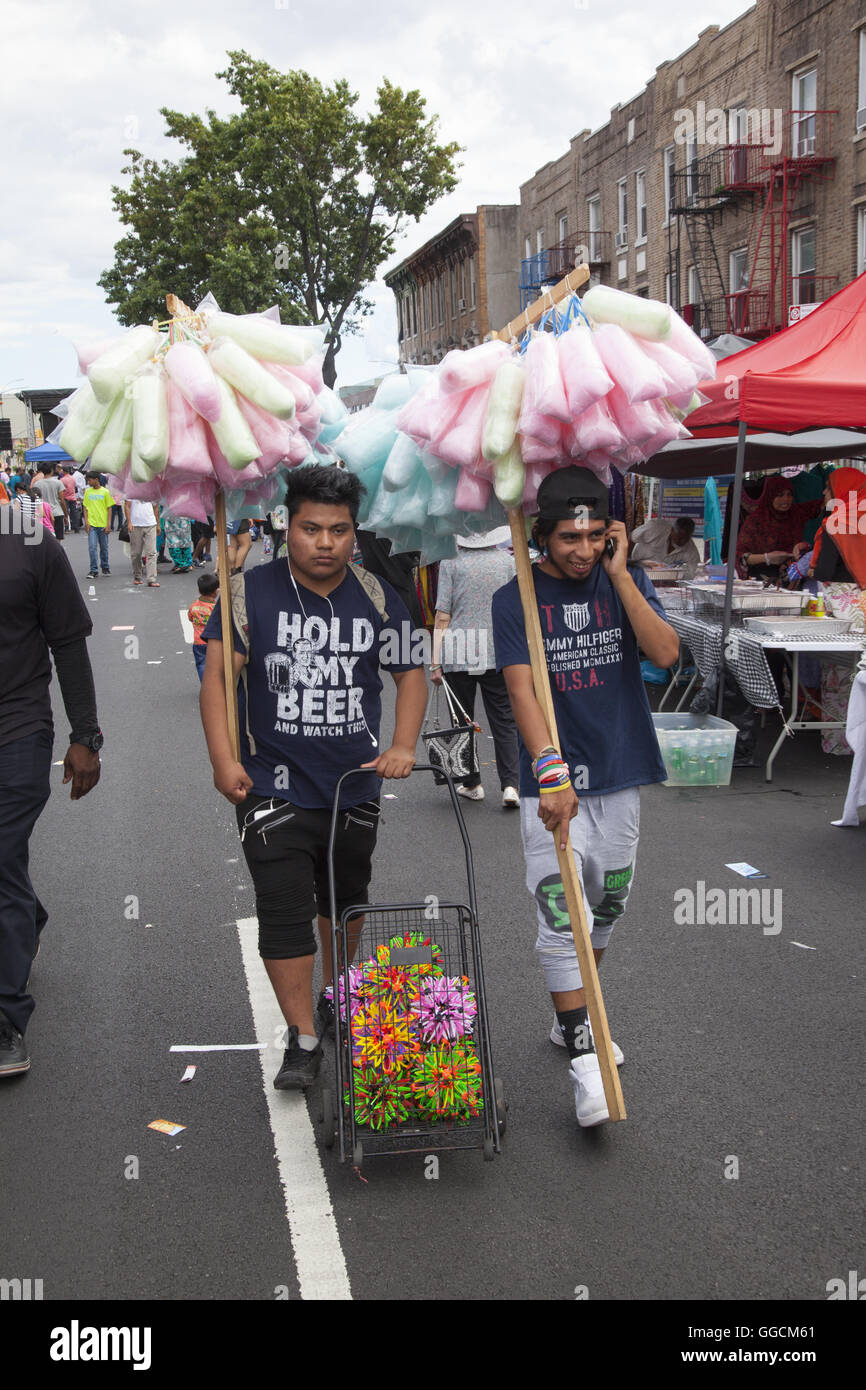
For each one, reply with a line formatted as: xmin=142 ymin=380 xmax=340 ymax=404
xmin=792 ymin=67 xmax=817 ymax=155
xmin=438 ymin=273 xmax=446 ymax=323
xmin=616 ymin=179 xmax=628 ymax=247
xmin=663 ymin=144 xmax=676 ymax=221
xmin=536 ymin=228 xmax=544 ymax=254
xmin=411 ymin=286 xmax=418 ymax=336
xmin=664 ymin=270 xmax=679 ymax=307
xmin=635 ymin=170 xmax=647 ymax=243
xmin=685 ymin=137 xmax=698 ymax=202
xmin=791 ymin=226 xmax=816 ymax=304
xmin=556 ymin=210 xmax=568 ymax=243
xmin=858 ymin=32 xmax=866 ymax=130
xmin=469 ymin=255 xmax=477 ymax=308
xmin=627 ymin=117 xmax=635 ymax=144
xmin=587 ymin=196 xmax=601 ymax=261
xmin=450 ymin=266 xmax=457 ymax=315
xmin=858 ymin=207 xmax=866 ymax=276
xmin=727 ymin=108 xmax=750 ymax=183
xmin=524 ymin=235 xmax=531 ymax=260
xmin=729 ymin=249 xmax=749 ymax=332
xmin=687 ymin=265 xmax=699 ymax=305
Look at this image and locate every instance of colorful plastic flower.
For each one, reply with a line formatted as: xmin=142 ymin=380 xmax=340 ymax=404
xmin=410 ymin=1042 xmax=484 ymax=1121
xmin=417 ymin=975 xmax=477 ymax=1044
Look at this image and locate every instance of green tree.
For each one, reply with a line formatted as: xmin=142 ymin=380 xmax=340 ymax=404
xmin=99 ymin=53 xmax=461 ymax=386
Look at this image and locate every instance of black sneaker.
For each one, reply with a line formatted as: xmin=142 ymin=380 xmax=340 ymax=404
xmin=316 ymin=989 xmax=335 ymax=1038
xmin=0 ymin=1010 xmax=30 ymax=1077
xmin=273 ymin=1026 xmax=323 ymax=1090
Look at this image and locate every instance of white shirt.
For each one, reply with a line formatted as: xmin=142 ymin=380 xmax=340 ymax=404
xmin=73 ymin=470 xmax=86 ymax=499
xmin=128 ymin=500 xmax=156 ymax=527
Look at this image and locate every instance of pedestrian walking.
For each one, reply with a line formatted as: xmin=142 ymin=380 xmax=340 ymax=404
xmin=125 ymin=497 xmax=159 ymax=586
xmin=165 ymin=514 xmax=193 ymax=572
xmin=59 ymin=466 xmax=80 ymax=532
xmin=199 ymin=465 xmax=427 ymax=1092
xmin=226 ymin=517 xmax=252 ymax=574
xmin=188 ymin=573 xmax=218 ymax=680
xmin=82 ymin=471 xmax=113 ymax=577
xmin=33 ymin=464 xmax=68 ymax=542
xmin=0 ymin=527 xmax=102 ymax=1076
xmin=491 ymin=466 xmax=678 ymax=1129
xmin=431 ymin=528 xmax=520 ymax=808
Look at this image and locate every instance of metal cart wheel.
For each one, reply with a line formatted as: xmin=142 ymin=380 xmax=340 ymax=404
xmin=319 ymin=1088 xmax=336 ymax=1150
xmin=482 ymin=1137 xmax=495 ymax=1162
xmin=494 ymin=1077 xmax=507 ymax=1137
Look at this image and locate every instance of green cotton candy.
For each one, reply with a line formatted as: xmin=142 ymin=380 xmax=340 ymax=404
xmin=91 ymin=393 xmax=134 ymax=475
xmin=60 ymin=383 xmax=117 ymax=463
xmin=493 ymin=441 xmax=525 ymax=507
xmin=209 ymin=376 xmax=261 ymax=468
xmin=88 ymin=325 xmax=164 ymax=404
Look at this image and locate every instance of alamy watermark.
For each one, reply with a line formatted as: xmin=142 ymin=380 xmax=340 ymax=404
xmin=0 ymin=505 xmax=43 ymax=544
xmin=674 ymin=881 xmax=782 ymax=935
xmin=674 ymin=103 xmax=783 ymax=158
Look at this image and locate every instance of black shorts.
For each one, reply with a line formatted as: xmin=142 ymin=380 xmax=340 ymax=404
xmin=236 ymin=795 xmax=380 ymax=959
xmin=191 ymin=519 xmax=215 ymax=544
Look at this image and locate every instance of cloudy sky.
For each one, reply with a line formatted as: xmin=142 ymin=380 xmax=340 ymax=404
xmin=0 ymin=0 xmax=751 ymax=395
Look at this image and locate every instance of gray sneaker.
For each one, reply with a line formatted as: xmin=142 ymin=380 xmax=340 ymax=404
xmin=0 ymin=1010 xmax=30 ymax=1077
xmin=274 ymin=1026 xmax=323 ymax=1090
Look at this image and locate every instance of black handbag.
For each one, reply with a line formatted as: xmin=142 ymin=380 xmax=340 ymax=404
xmin=421 ymin=678 xmax=479 ymax=785
xmin=118 ymin=521 xmax=130 ymax=543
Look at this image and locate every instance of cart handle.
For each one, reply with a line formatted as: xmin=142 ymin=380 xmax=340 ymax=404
xmin=325 ymin=765 xmax=479 ymax=930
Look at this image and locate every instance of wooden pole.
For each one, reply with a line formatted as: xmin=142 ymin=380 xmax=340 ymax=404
xmin=497 ymin=264 xmax=624 ymax=1122
xmin=506 ymin=509 xmax=626 ymax=1122
xmin=214 ymin=483 xmax=240 ymax=761
xmin=494 ymin=264 xmax=590 ymax=344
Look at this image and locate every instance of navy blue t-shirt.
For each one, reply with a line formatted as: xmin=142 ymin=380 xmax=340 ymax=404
xmin=491 ymin=562 xmax=668 ymax=797
xmin=203 ymin=562 xmax=421 ymax=809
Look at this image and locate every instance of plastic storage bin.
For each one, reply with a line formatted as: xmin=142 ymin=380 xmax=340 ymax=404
xmin=652 ymin=713 xmax=737 ymax=787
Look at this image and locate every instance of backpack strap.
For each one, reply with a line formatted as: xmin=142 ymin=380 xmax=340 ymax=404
xmin=228 ymin=573 xmax=256 ymax=756
xmin=348 ymin=563 xmax=389 ymax=622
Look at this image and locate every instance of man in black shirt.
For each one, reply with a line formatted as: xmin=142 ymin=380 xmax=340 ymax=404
xmin=0 ymin=525 xmax=102 ymax=1076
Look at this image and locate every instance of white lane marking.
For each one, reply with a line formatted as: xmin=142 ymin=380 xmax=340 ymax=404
xmin=112 ymin=625 xmax=135 ymax=631
xmin=147 ymin=660 xmax=162 ymax=665
xmin=236 ymin=916 xmax=351 ymax=1301
xmin=790 ymin=941 xmax=817 ymax=950
xmin=179 ymin=609 xmax=194 ymax=644
xmin=170 ymin=1043 xmax=267 ymax=1052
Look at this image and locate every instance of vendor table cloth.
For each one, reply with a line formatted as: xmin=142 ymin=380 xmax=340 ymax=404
xmin=667 ymin=613 xmax=780 ymax=710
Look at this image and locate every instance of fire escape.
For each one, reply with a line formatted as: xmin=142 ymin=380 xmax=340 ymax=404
xmin=519 ymin=231 xmax=612 ymax=310
xmin=668 ymin=111 xmax=837 ymax=340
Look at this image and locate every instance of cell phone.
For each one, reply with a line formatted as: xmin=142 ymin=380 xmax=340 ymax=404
xmin=605 ymin=536 xmax=616 ymax=561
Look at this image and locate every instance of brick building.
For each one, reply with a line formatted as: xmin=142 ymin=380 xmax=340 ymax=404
xmin=519 ymin=0 xmax=866 ymax=339
xmin=385 ymin=205 xmax=521 ymax=364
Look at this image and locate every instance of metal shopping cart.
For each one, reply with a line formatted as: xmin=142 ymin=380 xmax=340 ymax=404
xmin=318 ymin=765 xmax=505 ymax=1168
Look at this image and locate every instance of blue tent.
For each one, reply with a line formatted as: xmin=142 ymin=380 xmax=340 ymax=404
xmin=23 ymin=440 xmax=74 ymax=464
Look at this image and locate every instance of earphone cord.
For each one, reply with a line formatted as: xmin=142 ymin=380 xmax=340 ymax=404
xmin=286 ymin=558 xmax=378 ymax=749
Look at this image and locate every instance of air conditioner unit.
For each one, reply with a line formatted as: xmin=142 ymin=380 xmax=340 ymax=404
xmin=797 ymin=136 xmax=816 ymax=157
xmin=456 ymin=298 xmax=466 ymax=311
xmin=615 ymin=231 xmax=628 ymax=251
xmin=857 ymin=107 xmax=866 ymax=132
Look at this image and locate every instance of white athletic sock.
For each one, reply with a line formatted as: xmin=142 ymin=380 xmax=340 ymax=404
xmin=297 ymin=1033 xmax=318 ymax=1052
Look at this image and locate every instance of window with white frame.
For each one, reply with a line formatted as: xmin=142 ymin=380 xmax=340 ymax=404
xmin=616 ymin=179 xmax=628 ymax=246
xmin=627 ymin=117 xmax=635 ymax=144
xmin=469 ymin=254 xmax=477 ymax=308
xmin=536 ymin=228 xmax=544 ymax=254
xmin=663 ymin=145 xmax=676 ymax=221
xmin=411 ymin=287 xmax=418 ymax=336
xmin=729 ymin=249 xmax=749 ymax=332
xmin=635 ymin=170 xmax=647 ymax=243
xmin=556 ymin=210 xmax=568 ymax=243
xmin=687 ymin=265 xmax=699 ymax=305
xmin=792 ymin=67 xmax=817 ymax=155
xmin=450 ymin=266 xmax=457 ymax=316
xmin=587 ymin=196 xmax=601 ymax=261
xmin=664 ymin=270 xmax=679 ymax=307
xmin=685 ymin=137 xmax=698 ymax=201
xmin=858 ymin=207 xmax=866 ymax=275
xmin=524 ymin=235 xmax=531 ymax=260
xmin=858 ymin=31 xmax=866 ymax=131
xmin=791 ymin=226 xmax=816 ymax=304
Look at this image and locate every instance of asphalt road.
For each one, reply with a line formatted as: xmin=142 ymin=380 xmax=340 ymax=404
xmin=2 ymin=529 xmax=864 ymax=1309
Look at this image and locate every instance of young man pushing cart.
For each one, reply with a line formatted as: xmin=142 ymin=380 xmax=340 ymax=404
xmin=199 ymin=466 xmax=427 ymax=1091
xmin=492 ymin=466 xmax=678 ymax=1127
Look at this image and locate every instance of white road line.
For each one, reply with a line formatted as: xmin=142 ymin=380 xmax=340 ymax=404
xmin=179 ymin=609 xmax=194 ymax=644
xmin=236 ymin=917 xmax=352 ymax=1301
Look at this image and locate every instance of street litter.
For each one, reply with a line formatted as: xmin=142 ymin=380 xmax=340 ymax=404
xmin=148 ymin=1119 xmax=186 ymax=1136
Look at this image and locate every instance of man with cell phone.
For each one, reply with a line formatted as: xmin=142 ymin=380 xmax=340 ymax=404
xmin=492 ymin=466 xmax=678 ymax=1129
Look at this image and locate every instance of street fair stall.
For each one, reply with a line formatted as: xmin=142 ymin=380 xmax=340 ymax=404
xmin=332 ymin=268 xmax=728 ymax=1122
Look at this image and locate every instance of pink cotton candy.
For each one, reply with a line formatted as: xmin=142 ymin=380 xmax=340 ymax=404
xmin=284 ymin=426 xmax=311 ymax=464
xmin=583 ymin=451 xmax=613 ymax=485
xmin=166 ymin=381 xmax=213 ymax=479
xmin=280 ymin=353 xmax=325 ymax=396
xmin=236 ymin=392 xmax=295 ymax=470
xmin=521 ymin=431 xmax=565 ymax=465
xmin=295 ymin=407 xmax=320 ymax=442
xmin=454 ymin=468 xmax=491 ymax=512
xmin=164 ymin=341 xmax=223 ymax=422
xmin=521 ymin=459 xmax=550 ymax=513
xmin=161 ymin=476 xmax=212 ymax=523
xmin=206 ymin=433 xmax=265 ymax=489
xmin=439 ymin=340 xmax=510 ymax=394
xmin=123 ymin=474 xmax=164 ymax=503
xmin=606 ymin=384 xmax=660 ymax=447
xmin=557 ymin=324 xmax=614 ymax=414
xmin=526 ymin=334 xmax=570 ymax=422
xmin=264 ymin=362 xmax=315 ymax=414
xmin=664 ymin=311 xmax=718 ymax=383
xmin=76 ymin=338 xmax=123 ymax=373
xmin=573 ymin=399 xmax=623 ymax=454
xmin=396 ymin=380 xmax=441 ymax=446
xmin=593 ymin=323 xmax=668 ymax=404
xmin=431 ymin=385 xmax=490 ymax=470
xmin=637 ymin=338 xmax=701 ymax=396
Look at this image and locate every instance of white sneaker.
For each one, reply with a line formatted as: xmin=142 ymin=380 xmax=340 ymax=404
xmin=569 ymin=1053 xmax=609 ymax=1127
xmin=550 ymin=1014 xmax=624 ymax=1066
xmin=456 ymin=784 xmax=485 ymax=801
xmin=502 ymin=787 xmax=519 ymax=808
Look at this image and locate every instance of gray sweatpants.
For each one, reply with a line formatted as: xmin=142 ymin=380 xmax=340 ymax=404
xmin=520 ymin=787 xmax=640 ymax=993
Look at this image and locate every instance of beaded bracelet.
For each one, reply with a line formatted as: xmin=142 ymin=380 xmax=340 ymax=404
xmin=531 ymin=746 xmax=559 ymax=777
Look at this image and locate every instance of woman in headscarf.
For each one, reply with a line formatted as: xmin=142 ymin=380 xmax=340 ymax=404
xmin=808 ymin=468 xmax=866 ymax=586
xmin=736 ymin=475 xmax=821 ymax=580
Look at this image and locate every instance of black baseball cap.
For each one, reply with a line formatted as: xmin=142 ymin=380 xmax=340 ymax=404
xmin=536 ymin=466 xmax=609 ymax=523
